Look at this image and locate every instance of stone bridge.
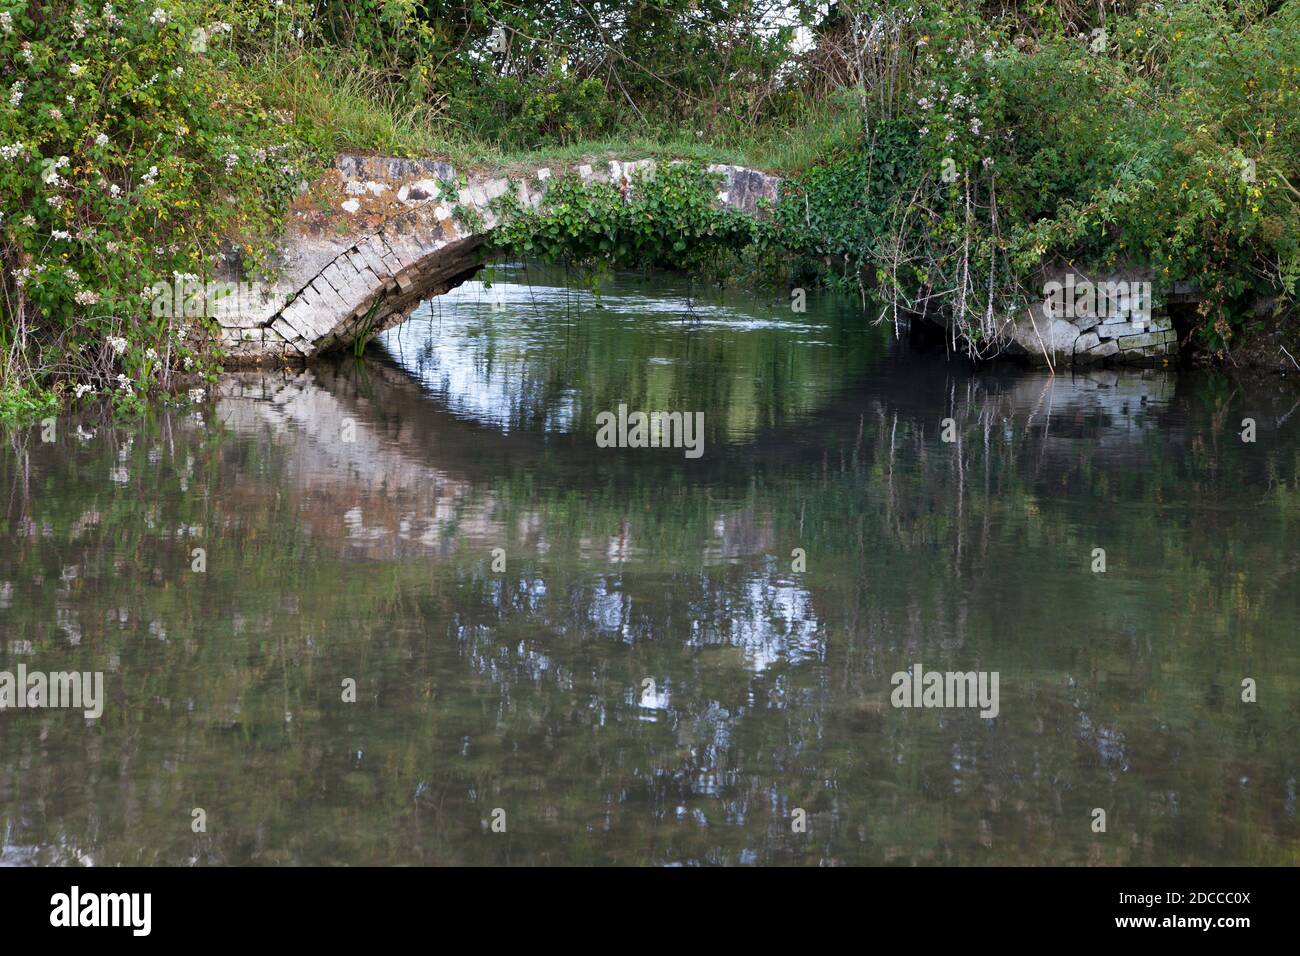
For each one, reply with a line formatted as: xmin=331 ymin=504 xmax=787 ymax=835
xmin=213 ymin=154 xmax=781 ymax=366
xmin=209 ymin=152 xmax=1194 ymax=368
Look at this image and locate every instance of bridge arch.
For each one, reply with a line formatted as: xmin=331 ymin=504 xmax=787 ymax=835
xmin=214 ymin=154 xmax=781 ymax=366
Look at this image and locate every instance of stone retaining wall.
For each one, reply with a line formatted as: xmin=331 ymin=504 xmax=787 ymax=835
xmin=1005 ymin=266 xmax=1189 ymax=365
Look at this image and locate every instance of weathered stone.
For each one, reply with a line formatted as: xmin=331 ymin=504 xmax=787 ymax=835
xmin=1045 ymin=319 xmax=1080 ymax=351
xmin=481 ymin=179 xmax=510 ymax=202
xmin=270 ymin=317 xmax=306 ymax=346
xmin=1118 ymin=330 xmax=1175 ymax=350
xmin=218 ymin=154 xmax=781 ymax=366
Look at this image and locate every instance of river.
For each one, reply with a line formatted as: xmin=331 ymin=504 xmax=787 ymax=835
xmin=2 ymin=262 xmax=1298 ymax=865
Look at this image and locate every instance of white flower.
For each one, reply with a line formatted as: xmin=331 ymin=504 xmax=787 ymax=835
xmin=21 ymin=214 xmax=35 ymax=227
xmin=95 ymin=133 xmax=109 ymax=147
xmin=74 ymin=383 xmax=95 ymax=399
xmin=52 ymin=229 xmax=71 ymax=240
xmin=75 ymin=290 xmax=100 ymax=306
xmin=149 ymin=8 xmax=168 ymax=25
xmin=108 ymin=336 xmax=127 ymax=355
xmin=145 ymin=347 xmax=158 ymax=361
xmin=223 ymin=153 xmax=239 ymax=172
xmin=9 ymin=83 xmax=23 ymax=107
xmin=187 ymin=388 xmax=204 ymax=402
xmin=0 ymin=142 xmax=22 ymax=161
xmin=0 ymin=12 xmax=12 ymax=35
xmin=41 ymin=157 xmax=69 ymax=185
xmin=48 ymin=107 xmax=63 ymax=121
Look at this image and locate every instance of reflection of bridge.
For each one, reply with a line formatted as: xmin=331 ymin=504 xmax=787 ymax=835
xmin=214 ymin=154 xmax=780 ymax=366
xmin=216 ymin=340 xmax=1185 ymax=507
xmin=210 ymin=353 xmax=1195 ymax=671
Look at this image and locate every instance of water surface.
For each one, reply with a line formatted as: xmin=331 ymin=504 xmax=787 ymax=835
xmin=2 ymin=264 xmax=1298 ymax=865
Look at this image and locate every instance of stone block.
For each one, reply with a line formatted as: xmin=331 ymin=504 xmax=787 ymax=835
xmin=1118 ymin=330 xmax=1175 ymax=350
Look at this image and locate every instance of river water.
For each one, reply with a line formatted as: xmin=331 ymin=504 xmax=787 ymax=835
xmin=2 ymin=263 xmax=1298 ymax=865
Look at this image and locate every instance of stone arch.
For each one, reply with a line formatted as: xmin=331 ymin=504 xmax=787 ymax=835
xmin=215 ymin=154 xmax=781 ymax=366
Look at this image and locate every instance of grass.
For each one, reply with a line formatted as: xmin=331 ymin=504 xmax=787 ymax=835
xmin=243 ymin=47 xmax=861 ymax=178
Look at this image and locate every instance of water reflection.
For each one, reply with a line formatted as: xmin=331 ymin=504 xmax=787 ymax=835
xmin=1 ymin=265 xmax=1298 ymax=865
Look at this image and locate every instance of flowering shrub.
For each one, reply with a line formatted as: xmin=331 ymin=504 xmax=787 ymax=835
xmin=0 ymin=1 xmax=320 ymax=416
xmin=774 ymin=0 xmax=1300 ymax=358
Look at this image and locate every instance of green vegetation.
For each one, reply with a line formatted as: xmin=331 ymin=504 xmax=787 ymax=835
xmin=2 ymin=0 xmax=1298 ymax=418
xmin=492 ymin=161 xmax=769 ymax=274
xmin=0 ymin=2 xmax=322 ymax=417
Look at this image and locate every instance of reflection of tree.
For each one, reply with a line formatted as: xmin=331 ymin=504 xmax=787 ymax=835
xmin=380 ymin=267 xmax=887 ymax=445
xmin=1 ymin=355 xmax=1298 ymax=865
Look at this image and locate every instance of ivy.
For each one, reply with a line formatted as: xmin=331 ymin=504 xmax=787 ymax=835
xmin=491 ymin=162 xmax=767 ymax=274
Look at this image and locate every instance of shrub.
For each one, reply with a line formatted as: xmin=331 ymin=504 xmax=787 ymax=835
xmin=0 ymin=0 xmax=320 ymax=414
